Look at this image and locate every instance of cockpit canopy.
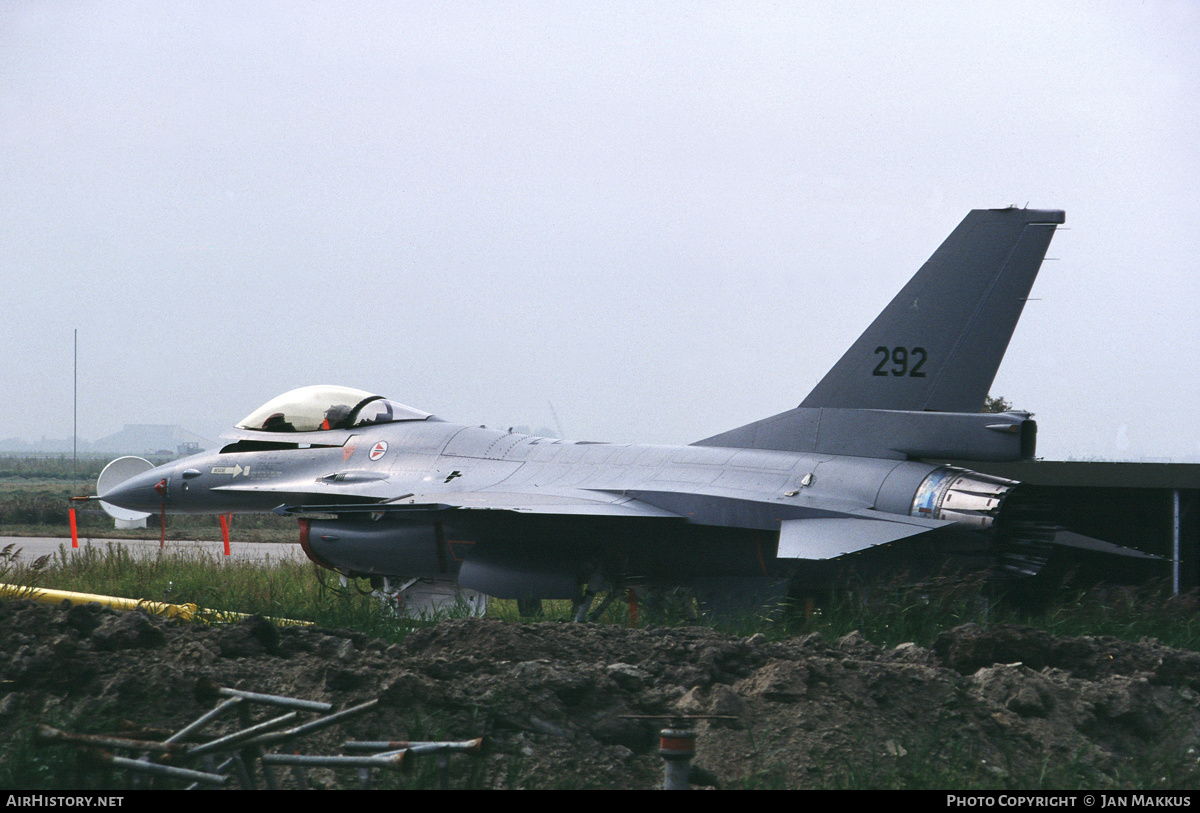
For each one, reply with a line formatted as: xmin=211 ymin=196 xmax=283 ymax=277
xmin=236 ymin=386 xmax=431 ymax=433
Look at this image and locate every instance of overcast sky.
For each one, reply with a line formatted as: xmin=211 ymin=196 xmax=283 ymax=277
xmin=3 ymin=1 xmax=1198 ymax=461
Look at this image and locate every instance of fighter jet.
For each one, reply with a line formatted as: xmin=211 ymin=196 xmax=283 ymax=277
xmin=100 ymin=207 xmax=1102 ymax=617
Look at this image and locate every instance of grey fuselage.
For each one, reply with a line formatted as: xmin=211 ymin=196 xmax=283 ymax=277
xmin=101 ymin=415 xmax=1011 ymax=595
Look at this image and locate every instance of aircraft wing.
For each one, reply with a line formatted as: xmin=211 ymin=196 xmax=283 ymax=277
xmin=268 ymin=483 xmax=956 ymax=561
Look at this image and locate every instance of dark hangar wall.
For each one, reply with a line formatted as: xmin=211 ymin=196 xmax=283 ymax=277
xmin=948 ymin=461 xmax=1200 ymax=592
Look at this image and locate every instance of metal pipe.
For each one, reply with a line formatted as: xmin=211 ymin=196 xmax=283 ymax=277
xmin=343 ymin=738 xmax=484 ymax=754
xmin=187 ymin=711 xmax=298 ymax=756
xmin=0 ymin=584 xmax=203 ymax=620
xmin=214 ymin=686 xmax=332 ymax=712
xmin=659 ymin=725 xmax=696 ymax=790
xmin=246 ymin=700 xmax=379 ymax=747
xmin=35 ymin=724 xmax=186 ymax=755
xmin=260 ymin=752 xmax=407 ymax=770
xmin=166 ymin=697 xmax=243 ymax=744
xmin=0 ymin=583 xmax=308 ymax=626
xmin=83 ymin=750 xmax=229 ymax=785
xmin=1174 ymin=488 xmax=1181 ymax=595
xmin=186 ymin=755 xmax=242 ymax=791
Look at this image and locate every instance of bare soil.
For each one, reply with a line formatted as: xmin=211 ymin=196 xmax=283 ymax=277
xmin=4 ymin=598 xmax=1200 ymax=789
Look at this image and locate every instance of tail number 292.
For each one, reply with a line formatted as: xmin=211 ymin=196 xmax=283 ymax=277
xmin=873 ymin=346 xmax=927 ymax=377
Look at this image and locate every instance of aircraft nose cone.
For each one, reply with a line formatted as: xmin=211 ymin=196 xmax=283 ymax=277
xmin=100 ymin=469 xmax=168 ymax=512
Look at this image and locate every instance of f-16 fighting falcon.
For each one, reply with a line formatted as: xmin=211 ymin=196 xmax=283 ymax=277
xmin=99 ymin=207 xmax=1139 ymax=618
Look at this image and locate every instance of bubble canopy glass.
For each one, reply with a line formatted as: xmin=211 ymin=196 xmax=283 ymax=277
xmin=236 ymin=385 xmax=431 ymax=433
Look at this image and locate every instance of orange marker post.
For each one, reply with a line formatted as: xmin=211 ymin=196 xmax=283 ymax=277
xmin=70 ymin=507 xmax=79 ymax=548
xmin=220 ymin=514 xmax=231 ymax=556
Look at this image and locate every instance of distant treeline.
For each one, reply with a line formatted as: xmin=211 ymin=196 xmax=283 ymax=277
xmin=0 ymin=455 xmax=171 ymax=481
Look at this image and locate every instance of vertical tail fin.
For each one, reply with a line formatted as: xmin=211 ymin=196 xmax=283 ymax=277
xmin=800 ymin=207 xmax=1064 ymax=413
xmin=694 ymin=207 xmax=1063 ymax=456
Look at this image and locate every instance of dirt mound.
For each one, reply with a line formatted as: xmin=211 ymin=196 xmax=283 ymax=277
xmin=3 ymin=599 xmax=1200 ymax=789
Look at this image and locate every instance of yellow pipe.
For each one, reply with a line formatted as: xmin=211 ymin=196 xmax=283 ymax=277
xmin=0 ymin=583 xmax=309 ymax=626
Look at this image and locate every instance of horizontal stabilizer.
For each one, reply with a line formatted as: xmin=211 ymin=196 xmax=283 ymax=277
xmin=1053 ymin=530 xmax=1160 ymax=560
xmin=695 ymin=405 xmax=1036 ymax=459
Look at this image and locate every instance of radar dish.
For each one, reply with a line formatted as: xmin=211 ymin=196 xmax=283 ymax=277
xmin=97 ymin=456 xmax=154 ymax=522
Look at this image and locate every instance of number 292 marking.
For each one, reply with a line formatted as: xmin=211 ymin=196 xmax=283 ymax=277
xmin=873 ymin=346 xmax=927 ymax=377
